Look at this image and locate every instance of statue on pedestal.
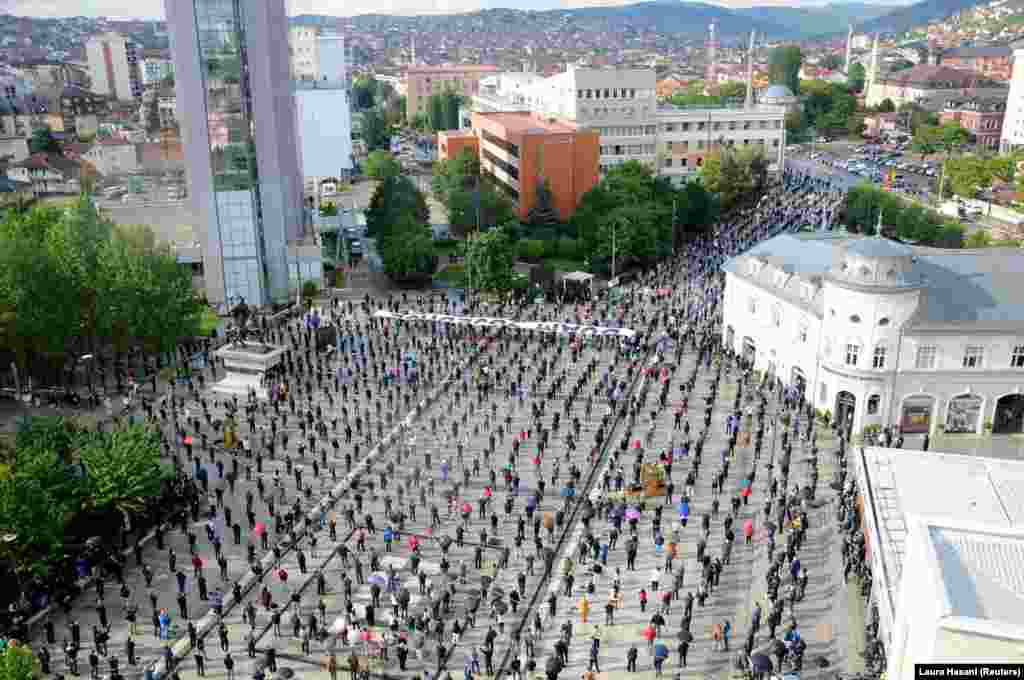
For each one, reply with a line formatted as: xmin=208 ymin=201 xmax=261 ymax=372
xmin=230 ymin=298 xmax=251 ymax=347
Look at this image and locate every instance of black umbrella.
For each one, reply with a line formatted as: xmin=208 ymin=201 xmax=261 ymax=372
xmin=750 ymin=653 xmax=773 ymax=673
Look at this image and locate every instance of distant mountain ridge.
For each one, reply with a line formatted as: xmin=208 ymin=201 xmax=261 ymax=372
xmin=293 ymin=0 xmax=900 ymax=39
xmin=857 ymin=0 xmax=982 ymax=33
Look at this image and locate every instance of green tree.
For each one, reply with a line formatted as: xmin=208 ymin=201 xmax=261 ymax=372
xmin=876 ymin=98 xmax=896 ymax=113
xmin=0 ymin=642 xmax=40 ymax=680
xmin=378 ymin=211 xmax=436 ymax=284
xmin=78 ymin=425 xmax=166 ymax=517
xmin=769 ymin=46 xmax=803 ymax=96
xmin=901 ymin=103 xmax=937 ymax=134
xmin=848 ymin=63 xmax=866 ymax=93
xmin=718 ymin=81 xmax=746 ymax=101
xmin=351 ymin=77 xmax=376 ymax=110
xmin=946 ymin=156 xmax=994 ymax=198
xmin=360 ymin=109 xmax=390 ymax=153
xmin=28 ymin=127 xmax=60 ymax=155
xmin=464 ymin=226 xmax=516 ymax=290
xmin=912 ymin=124 xmax=942 ymax=159
xmin=440 ymin=91 xmax=463 ymax=131
xmin=701 ymin=150 xmax=753 ymax=212
xmin=365 ymin=175 xmax=429 ymax=238
xmin=427 ymin=94 xmax=445 ymax=132
xmin=365 ymin=150 xmax=401 ymax=180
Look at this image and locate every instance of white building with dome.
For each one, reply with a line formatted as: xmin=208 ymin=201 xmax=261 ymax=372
xmin=722 ymin=232 xmax=1024 ymax=437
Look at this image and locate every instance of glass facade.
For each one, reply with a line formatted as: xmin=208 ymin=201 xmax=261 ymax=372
xmin=193 ymin=0 xmax=268 ymax=306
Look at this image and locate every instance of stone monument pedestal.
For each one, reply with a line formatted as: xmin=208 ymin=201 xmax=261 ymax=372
xmin=212 ymin=343 xmax=286 ymax=399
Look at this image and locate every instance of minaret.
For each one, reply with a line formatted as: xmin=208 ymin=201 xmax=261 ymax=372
xmin=844 ymin=24 xmax=853 ymax=75
xmin=867 ymin=34 xmax=879 ymax=99
xmin=703 ymin=21 xmax=718 ymax=96
xmin=744 ymin=30 xmax=756 ymax=109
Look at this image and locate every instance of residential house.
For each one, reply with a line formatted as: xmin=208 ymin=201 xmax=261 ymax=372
xmin=7 ymin=152 xmax=81 ymax=196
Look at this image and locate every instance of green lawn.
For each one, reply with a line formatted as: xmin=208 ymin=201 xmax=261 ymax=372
xmin=434 ymin=264 xmax=467 ymax=287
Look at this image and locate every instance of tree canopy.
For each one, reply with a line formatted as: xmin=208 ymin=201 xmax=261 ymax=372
xmin=912 ymin=120 xmax=971 ymax=159
xmin=0 ymin=642 xmax=40 ymax=680
xmin=364 ymin=150 xmax=401 ymax=180
xmin=571 ymin=161 xmax=716 ymax=276
xmin=464 ymin=226 xmax=517 ymax=291
xmin=0 ymin=199 xmax=202 ymax=387
xmin=700 ymin=146 xmax=768 ymax=213
xmin=768 ymin=46 xmax=803 ymax=96
xmin=848 ymin=63 xmax=866 ymax=93
xmin=0 ymin=417 xmax=169 ymax=578
xmin=432 ymin=149 xmax=518 ymax=236
xmin=843 ymin=182 xmax=964 ymax=247
xmin=360 ymin=109 xmax=390 ymax=153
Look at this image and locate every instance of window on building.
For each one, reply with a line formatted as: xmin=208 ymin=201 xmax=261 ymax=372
xmin=747 ymin=297 xmax=757 ymax=314
xmin=771 ymin=305 xmax=782 ymax=327
xmin=680 ymin=159 xmax=688 ymax=167
xmin=697 ymin=122 xmax=706 ymax=131
xmin=798 ymin=323 xmax=808 ymax=343
xmin=1013 ymin=344 xmax=1024 ymax=368
xmin=845 ymin=343 xmax=860 ymax=367
xmin=963 ymin=345 xmax=984 ymax=368
xmin=878 ymin=317 xmax=890 ymax=326
xmin=820 ymin=383 xmax=828 ymax=403
xmin=664 ymin=158 xmax=673 ymax=168
xmin=915 ymin=345 xmax=937 ymax=369
xmin=743 ymin=121 xmax=751 ymax=130
xmin=867 ymin=395 xmax=880 ymax=415
xmin=849 ymin=314 xmax=861 ymax=323
xmin=873 ymin=346 xmax=886 ymax=369
xmin=713 ymin=122 xmax=721 ymax=131
xmin=682 ymin=122 xmax=690 ymax=131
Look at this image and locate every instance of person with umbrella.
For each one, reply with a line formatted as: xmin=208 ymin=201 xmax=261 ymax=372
xmin=676 ymin=631 xmax=691 ymax=667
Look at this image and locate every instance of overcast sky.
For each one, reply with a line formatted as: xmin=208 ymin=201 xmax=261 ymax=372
xmin=0 ymin=0 xmax=667 ymax=19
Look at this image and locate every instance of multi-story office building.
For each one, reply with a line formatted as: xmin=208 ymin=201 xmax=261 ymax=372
xmin=289 ymin=26 xmax=322 ymax=82
xmin=294 ymin=35 xmax=353 ymax=181
xmin=438 ymin=111 xmax=599 ymax=222
xmin=166 ymin=0 xmax=307 ymax=308
xmin=657 ymin=104 xmax=786 ymax=182
xmin=85 ymin=32 xmax=142 ymax=102
xmin=405 ymin=65 xmax=500 ymax=120
xmin=472 ymin=66 xmax=786 ymax=184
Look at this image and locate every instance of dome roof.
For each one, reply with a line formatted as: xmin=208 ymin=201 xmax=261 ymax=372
xmin=763 ymin=84 xmax=795 ymax=99
xmin=843 ymin=237 xmax=914 ymax=258
xmin=828 ymin=237 xmax=922 ymax=288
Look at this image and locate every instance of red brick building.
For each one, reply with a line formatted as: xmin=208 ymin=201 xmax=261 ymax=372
xmin=939 ymin=96 xmax=1006 ymax=149
xmin=941 ymin=47 xmax=1014 ymax=82
xmin=438 ymin=111 xmax=599 ymax=222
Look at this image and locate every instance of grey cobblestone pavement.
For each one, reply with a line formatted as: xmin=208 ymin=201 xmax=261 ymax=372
xmin=24 ymin=178 xmax=860 ymax=680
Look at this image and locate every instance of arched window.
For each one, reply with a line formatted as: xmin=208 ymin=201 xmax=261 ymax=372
xmin=849 ymin=314 xmax=861 ymax=323
xmin=873 ymin=345 xmax=887 ymax=369
xmin=820 ymin=383 xmax=828 ymax=404
xmin=878 ymin=317 xmax=890 ymax=326
xmin=867 ymin=394 xmax=881 ymax=415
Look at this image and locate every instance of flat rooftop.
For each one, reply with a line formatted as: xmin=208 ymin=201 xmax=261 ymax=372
xmin=477 ymin=111 xmax=581 ymax=135
xmin=856 ymin=447 xmax=1024 ymax=639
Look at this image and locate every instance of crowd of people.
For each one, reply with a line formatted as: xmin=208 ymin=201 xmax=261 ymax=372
xmin=22 ymin=170 xmax=858 ymax=680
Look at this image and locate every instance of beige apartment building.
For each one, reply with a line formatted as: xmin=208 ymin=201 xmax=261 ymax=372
xmin=406 ymin=65 xmax=500 ymax=119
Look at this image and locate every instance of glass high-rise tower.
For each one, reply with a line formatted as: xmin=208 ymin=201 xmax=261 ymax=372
xmin=166 ymin=0 xmax=304 ymax=307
